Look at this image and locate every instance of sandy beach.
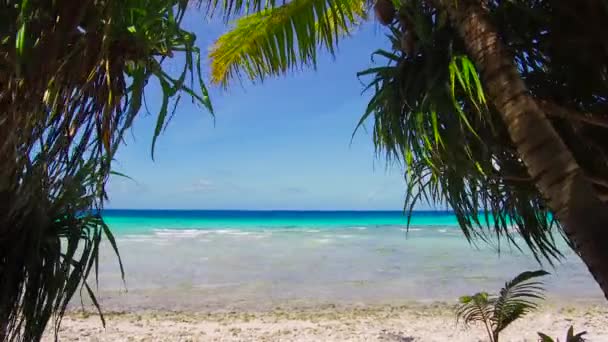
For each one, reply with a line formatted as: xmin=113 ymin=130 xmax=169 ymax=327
xmin=42 ymin=215 xmax=608 ymax=341
xmin=44 ymin=302 xmax=608 ymax=341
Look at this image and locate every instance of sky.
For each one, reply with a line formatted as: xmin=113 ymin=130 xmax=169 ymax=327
xmin=106 ymin=10 xmax=412 ymax=210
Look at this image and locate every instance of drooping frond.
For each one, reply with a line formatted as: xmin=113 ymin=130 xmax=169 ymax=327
xmin=209 ymin=0 xmax=367 ymax=86
xmin=357 ymin=0 xmax=564 ymax=263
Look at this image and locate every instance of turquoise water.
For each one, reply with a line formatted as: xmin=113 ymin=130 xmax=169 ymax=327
xmin=93 ymin=210 xmax=603 ymax=311
xmin=103 ymin=210 xmax=460 ymax=233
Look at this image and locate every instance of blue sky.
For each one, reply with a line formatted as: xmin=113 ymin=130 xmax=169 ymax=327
xmin=106 ymin=11 xmax=411 ymax=210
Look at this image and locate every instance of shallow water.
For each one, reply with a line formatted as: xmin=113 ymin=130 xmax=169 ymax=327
xmin=91 ymin=210 xmax=603 ymax=311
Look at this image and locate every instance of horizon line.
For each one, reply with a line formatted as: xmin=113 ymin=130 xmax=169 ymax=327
xmin=102 ymin=208 xmax=452 ymax=212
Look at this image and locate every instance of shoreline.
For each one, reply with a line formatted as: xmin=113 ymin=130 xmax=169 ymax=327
xmin=45 ymin=301 xmax=608 ymax=341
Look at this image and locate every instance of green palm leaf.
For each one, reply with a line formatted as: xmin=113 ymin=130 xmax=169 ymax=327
xmin=492 ymin=270 xmax=549 ymax=335
xmin=209 ymin=0 xmax=367 ymax=86
xmin=538 ymin=326 xmax=587 ymax=342
xmin=456 ymin=292 xmax=493 ymax=325
xmin=456 ymin=270 xmax=549 ymax=342
xmin=357 ymin=1 xmax=563 ymax=263
xmin=1 ymin=1 xmax=213 ymax=340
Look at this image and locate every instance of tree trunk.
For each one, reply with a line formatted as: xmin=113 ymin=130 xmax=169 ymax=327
xmin=435 ymin=0 xmax=608 ymax=299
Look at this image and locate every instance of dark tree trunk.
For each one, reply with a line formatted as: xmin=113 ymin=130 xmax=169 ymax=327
xmin=435 ymin=0 xmax=608 ymax=299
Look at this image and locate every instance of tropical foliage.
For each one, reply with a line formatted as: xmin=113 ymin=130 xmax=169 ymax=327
xmin=3 ymin=0 xmax=608 ymax=339
xmin=0 ymin=1 xmax=212 ymax=340
xmin=357 ymin=0 xmax=608 ymax=293
xmin=355 ymin=1 xmax=567 ymax=262
xmin=538 ymin=326 xmax=588 ymax=342
xmin=456 ymin=270 xmax=549 ymax=342
xmin=208 ymin=0 xmax=369 ymax=85
xmin=210 ymin=0 xmax=608 ymax=279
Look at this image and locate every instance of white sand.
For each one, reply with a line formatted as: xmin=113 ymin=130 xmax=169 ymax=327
xmin=43 ymin=302 xmax=608 ymax=341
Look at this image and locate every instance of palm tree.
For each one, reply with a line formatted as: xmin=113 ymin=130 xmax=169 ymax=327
xmin=456 ymin=270 xmax=549 ymax=342
xmin=430 ymin=0 xmax=608 ymax=300
xmin=209 ymin=0 xmax=608 ymax=299
xmin=1 ymin=1 xmax=213 ymax=340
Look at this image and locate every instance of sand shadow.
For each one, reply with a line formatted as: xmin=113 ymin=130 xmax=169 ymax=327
xmin=379 ymin=331 xmax=416 ymax=341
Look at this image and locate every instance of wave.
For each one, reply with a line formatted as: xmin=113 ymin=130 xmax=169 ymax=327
xmin=118 ymin=234 xmax=170 ymax=245
xmin=154 ymin=228 xmax=273 ymax=239
xmin=214 ymin=230 xmax=254 ymax=236
xmin=121 ymin=238 xmax=167 ymax=243
xmin=400 ymin=228 xmax=422 ymax=232
xmin=153 ymin=229 xmax=213 ymax=238
xmin=272 ymin=228 xmax=322 ymax=233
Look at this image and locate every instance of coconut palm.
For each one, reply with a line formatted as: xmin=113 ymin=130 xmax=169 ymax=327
xmin=432 ymin=0 xmax=608 ymax=301
xmin=456 ymin=270 xmax=549 ymax=342
xmin=355 ymin=3 xmax=563 ymax=261
xmin=1 ymin=1 xmax=212 ymax=340
xmin=209 ymin=0 xmax=608 ymax=299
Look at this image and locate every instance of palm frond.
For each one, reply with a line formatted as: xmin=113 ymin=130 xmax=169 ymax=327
xmin=1 ymin=1 xmax=213 ymax=340
xmin=456 ymin=292 xmax=495 ymax=342
xmin=538 ymin=326 xmax=588 ymax=342
xmin=209 ymin=0 xmax=367 ymax=86
xmin=358 ymin=0 xmax=564 ymax=263
xmin=566 ymin=327 xmax=588 ymax=342
xmin=204 ymin=0 xmax=273 ymax=18
xmin=456 ymin=292 xmax=493 ymax=326
xmin=492 ymin=270 xmax=549 ymax=335
xmin=456 ymin=270 xmax=548 ymax=342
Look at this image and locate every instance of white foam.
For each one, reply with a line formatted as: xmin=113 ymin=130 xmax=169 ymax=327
xmin=209 ymin=229 xmax=271 ymax=239
xmin=122 ymin=234 xmax=155 ymax=239
xmin=152 ymin=229 xmax=265 ymax=238
xmin=153 ymin=229 xmax=213 ymax=238
xmin=400 ymin=228 xmax=422 ymax=232
xmin=120 ymin=237 xmax=160 ymax=243
xmin=262 ymin=228 xmax=320 ymax=233
xmin=120 ymin=234 xmax=163 ymax=241
xmin=210 ymin=229 xmax=232 ymax=235
xmin=119 ymin=235 xmax=171 ymax=246
xmin=223 ymin=231 xmax=253 ymax=236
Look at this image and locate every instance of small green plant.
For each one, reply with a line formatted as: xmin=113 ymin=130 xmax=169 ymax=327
xmin=456 ymin=270 xmax=549 ymax=342
xmin=538 ymin=326 xmax=587 ymax=342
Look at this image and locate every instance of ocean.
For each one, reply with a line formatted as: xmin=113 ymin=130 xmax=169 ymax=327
xmin=92 ymin=209 xmax=603 ymax=311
